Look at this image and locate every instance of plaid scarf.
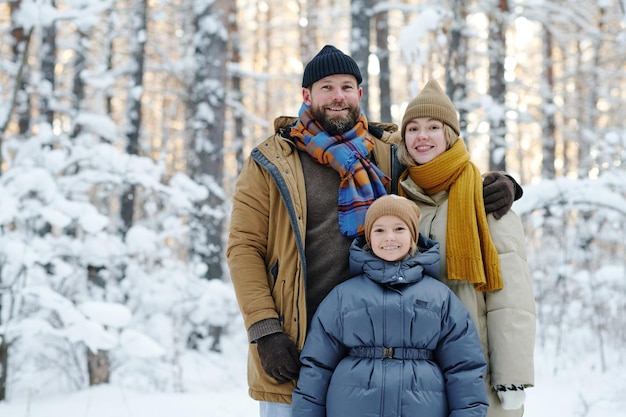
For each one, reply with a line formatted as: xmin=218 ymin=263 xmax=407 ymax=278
xmin=291 ymin=103 xmax=389 ymax=238
xmin=399 ymin=138 xmax=502 ymax=291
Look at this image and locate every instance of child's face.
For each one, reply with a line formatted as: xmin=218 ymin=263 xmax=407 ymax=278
xmin=404 ymin=117 xmax=447 ymax=165
xmin=369 ymin=215 xmax=413 ymax=262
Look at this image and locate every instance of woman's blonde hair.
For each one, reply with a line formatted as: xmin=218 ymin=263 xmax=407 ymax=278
xmin=396 ymin=123 xmax=459 ymax=167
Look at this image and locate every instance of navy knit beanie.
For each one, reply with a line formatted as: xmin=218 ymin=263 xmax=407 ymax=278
xmin=302 ymin=45 xmax=362 ymax=88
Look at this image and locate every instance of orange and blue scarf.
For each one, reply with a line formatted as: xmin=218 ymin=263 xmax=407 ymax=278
xmin=291 ymin=103 xmax=389 ymax=238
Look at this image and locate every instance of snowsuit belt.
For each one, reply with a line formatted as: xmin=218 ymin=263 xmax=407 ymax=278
xmin=349 ymin=346 xmax=434 ymax=360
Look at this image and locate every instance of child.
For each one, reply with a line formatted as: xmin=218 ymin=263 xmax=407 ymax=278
xmin=292 ymin=194 xmax=488 ymax=417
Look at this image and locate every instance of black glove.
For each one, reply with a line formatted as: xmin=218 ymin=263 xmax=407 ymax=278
xmin=256 ymin=332 xmax=301 ymax=384
xmin=483 ymin=171 xmax=516 ymax=220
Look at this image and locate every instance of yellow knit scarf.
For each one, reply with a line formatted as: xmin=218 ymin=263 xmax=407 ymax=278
xmin=399 ymin=139 xmax=503 ymax=291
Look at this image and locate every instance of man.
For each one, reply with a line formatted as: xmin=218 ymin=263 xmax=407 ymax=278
xmin=226 ymin=45 xmax=519 ymax=417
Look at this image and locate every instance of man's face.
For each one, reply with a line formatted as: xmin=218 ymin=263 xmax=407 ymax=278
xmin=302 ymin=74 xmax=363 ymax=136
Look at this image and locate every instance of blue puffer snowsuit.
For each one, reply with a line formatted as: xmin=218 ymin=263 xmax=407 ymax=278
xmin=292 ymin=234 xmax=488 ymax=417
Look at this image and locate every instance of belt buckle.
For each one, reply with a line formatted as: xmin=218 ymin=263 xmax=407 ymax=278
xmin=382 ymin=347 xmax=394 ymax=359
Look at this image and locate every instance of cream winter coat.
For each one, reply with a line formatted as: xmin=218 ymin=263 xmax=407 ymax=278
xmin=399 ymin=175 xmax=536 ymax=417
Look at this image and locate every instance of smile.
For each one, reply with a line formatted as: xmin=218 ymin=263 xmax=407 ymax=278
xmin=414 ymin=145 xmax=433 ymax=152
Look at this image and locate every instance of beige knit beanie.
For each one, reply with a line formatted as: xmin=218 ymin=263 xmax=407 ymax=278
xmin=401 ymin=79 xmax=460 ymax=137
xmin=364 ymin=195 xmax=421 ymax=245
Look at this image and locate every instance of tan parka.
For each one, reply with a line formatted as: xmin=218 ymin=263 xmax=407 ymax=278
xmin=399 ymin=175 xmax=536 ymax=417
xmin=226 ymin=116 xmax=397 ymax=404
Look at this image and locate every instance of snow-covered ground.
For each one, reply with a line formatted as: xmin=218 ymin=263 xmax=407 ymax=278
xmin=0 ymin=323 xmax=624 ymax=417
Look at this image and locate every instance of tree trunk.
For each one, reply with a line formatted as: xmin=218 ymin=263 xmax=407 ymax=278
xmin=87 ymin=350 xmax=110 ymax=385
xmin=228 ymin=3 xmax=245 ymax=173
xmin=351 ymin=0 xmax=371 ymax=116
xmin=0 ymin=338 xmax=7 ymax=400
xmin=71 ymin=30 xmax=86 ymax=139
xmin=121 ymin=0 xmax=147 ymax=234
xmin=578 ymin=7 xmax=604 ymax=179
xmin=375 ymin=6 xmax=391 ymax=123
xmin=446 ymin=0 xmax=469 ymax=137
xmin=40 ymin=3 xmax=56 ymax=126
xmin=1 ymin=4 xmax=33 ymax=174
xmin=9 ymin=0 xmax=31 ymax=135
xmin=541 ymin=26 xmax=556 ymax=180
xmin=187 ymin=0 xmax=229 ymax=280
xmin=488 ymin=0 xmax=507 ymax=172
xmin=302 ymin=0 xmax=322 ymax=59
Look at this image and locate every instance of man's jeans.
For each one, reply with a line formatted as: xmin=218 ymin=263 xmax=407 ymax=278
xmin=259 ymin=401 xmax=292 ymax=417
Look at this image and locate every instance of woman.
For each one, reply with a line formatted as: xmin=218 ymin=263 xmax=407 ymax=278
xmin=394 ymin=80 xmax=536 ymax=417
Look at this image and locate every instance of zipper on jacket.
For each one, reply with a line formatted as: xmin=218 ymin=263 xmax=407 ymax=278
xmin=380 ymin=288 xmax=388 ymax=415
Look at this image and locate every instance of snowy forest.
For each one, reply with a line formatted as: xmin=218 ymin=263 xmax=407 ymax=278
xmin=0 ymin=0 xmax=625 ymax=414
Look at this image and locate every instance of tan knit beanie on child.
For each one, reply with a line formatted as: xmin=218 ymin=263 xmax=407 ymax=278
xmin=364 ymin=195 xmax=421 ymax=246
xmin=401 ymin=79 xmax=460 ymax=137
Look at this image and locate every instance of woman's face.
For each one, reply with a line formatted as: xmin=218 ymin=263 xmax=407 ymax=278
xmin=404 ymin=117 xmax=448 ymax=165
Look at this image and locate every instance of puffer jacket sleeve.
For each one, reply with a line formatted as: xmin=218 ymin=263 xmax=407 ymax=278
xmin=226 ymin=156 xmax=278 ymax=333
xmin=292 ymin=289 xmax=346 ymax=417
xmin=485 ymin=210 xmax=536 ymax=387
xmin=436 ymin=291 xmax=489 ymax=417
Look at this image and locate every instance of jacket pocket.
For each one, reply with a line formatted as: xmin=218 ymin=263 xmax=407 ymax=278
xmin=268 ymin=261 xmax=285 ymax=326
xmin=414 ymin=299 xmax=429 ymax=309
xmin=269 ymin=260 xmax=279 ymax=290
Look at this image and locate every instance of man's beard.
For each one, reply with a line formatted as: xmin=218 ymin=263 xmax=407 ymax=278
xmin=310 ymin=104 xmax=360 ymax=136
